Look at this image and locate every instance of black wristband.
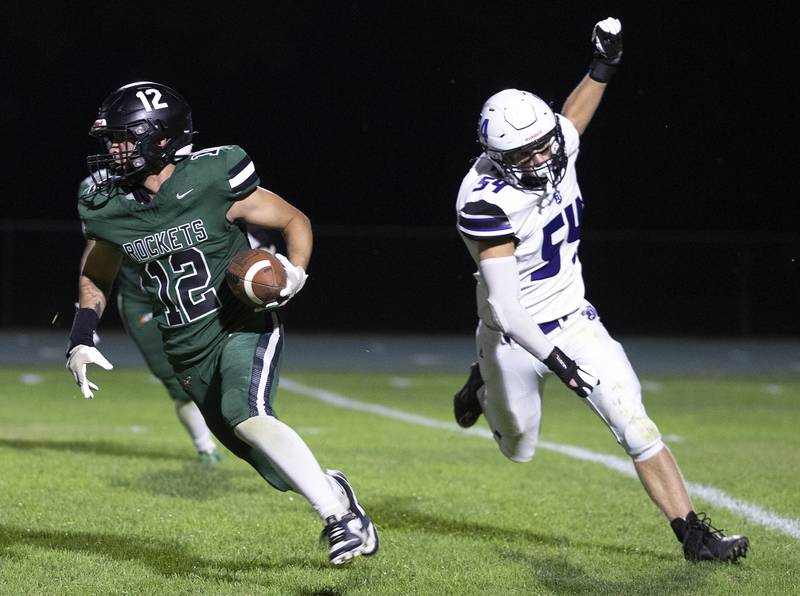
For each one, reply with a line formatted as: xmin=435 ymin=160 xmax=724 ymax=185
xmin=67 ymin=307 xmax=98 ymax=356
xmin=588 ymin=58 xmax=618 ymax=83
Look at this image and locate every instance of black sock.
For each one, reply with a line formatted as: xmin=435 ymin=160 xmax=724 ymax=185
xmin=670 ymin=516 xmax=688 ymax=542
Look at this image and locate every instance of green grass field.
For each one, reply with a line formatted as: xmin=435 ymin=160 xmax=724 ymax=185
xmin=1 ymin=366 xmax=798 ymax=595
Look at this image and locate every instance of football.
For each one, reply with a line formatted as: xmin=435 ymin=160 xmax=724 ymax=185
xmin=226 ymin=249 xmax=287 ymax=306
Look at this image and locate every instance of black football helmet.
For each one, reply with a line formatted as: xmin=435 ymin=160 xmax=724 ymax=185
xmin=87 ymin=81 xmax=194 ymax=190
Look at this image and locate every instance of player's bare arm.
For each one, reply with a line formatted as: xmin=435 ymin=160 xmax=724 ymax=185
xmin=227 ymin=186 xmax=312 ymax=271
xmin=227 ymin=186 xmax=311 ymax=306
xmin=478 ymin=237 xmax=515 ymax=260
xmin=562 ymin=17 xmax=622 ymax=135
xmin=66 ymin=238 xmax=118 ymax=398
xmin=561 ymin=75 xmax=608 ymax=136
xmin=79 ymin=239 xmax=122 ymax=315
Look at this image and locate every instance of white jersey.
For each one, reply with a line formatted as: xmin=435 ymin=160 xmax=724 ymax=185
xmin=456 ymin=115 xmax=585 ymax=325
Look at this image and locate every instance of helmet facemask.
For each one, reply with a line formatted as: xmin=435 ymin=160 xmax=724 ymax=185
xmin=488 ymin=121 xmax=567 ymax=192
xmin=87 ymin=121 xmax=155 ymax=190
xmin=477 ymin=88 xmax=568 ymax=194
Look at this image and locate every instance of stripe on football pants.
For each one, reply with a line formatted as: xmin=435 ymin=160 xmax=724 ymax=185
xmin=249 ymin=312 xmax=283 ymax=417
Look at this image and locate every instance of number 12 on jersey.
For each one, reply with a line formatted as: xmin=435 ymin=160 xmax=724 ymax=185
xmin=144 ymin=248 xmax=221 ymax=326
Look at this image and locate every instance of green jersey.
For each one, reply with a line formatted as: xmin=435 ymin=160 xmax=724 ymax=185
xmin=116 ymin=260 xmax=147 ymax=304
xmin=78 ymin=145 xmax=266 ymax=368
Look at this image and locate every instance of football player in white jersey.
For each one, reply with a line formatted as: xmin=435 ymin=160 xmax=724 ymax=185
xmin=453 ymin=18 xmax=749 ymax=563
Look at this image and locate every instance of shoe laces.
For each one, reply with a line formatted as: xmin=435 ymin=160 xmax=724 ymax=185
xmin=321 ymin=515 xmax=349 ymax=546
xmin=691 ymin=512 xmax=727 ymax=538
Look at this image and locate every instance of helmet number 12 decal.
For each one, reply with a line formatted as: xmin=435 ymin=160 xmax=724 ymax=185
xmin=135 ymin=88 xmax=169 ymax=112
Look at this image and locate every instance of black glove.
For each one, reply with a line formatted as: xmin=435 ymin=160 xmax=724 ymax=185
xmin=543 ymin=346 xmax=599 ymax=398
xmin=589 ymin=17 xmax=623 ymax=83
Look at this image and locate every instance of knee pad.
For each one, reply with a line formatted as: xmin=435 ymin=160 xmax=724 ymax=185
xmin=495 ymin=429 xmax=537 ymax=463
xmin=498 ymin=442 xmax=536 ymax=463
xmin=622 ymin=415 xmax=664 ymax=461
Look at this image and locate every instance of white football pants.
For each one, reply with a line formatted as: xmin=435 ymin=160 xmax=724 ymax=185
xmin=475 ymin=301 xmax=663 ymax=463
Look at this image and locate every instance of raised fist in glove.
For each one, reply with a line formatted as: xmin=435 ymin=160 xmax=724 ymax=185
xmin=589 ymin=17 xmax=622 ymax=83
xmin=543 ymin=346 xmax=599 ymax=398
xmin=66 ymin=345 xmax=114 ymax=399
xmin=264 ymin=253 xmax=308 ymax=309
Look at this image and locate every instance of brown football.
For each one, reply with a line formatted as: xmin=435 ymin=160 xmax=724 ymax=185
xmin=226 ymin=249 xmax=287 ymax=306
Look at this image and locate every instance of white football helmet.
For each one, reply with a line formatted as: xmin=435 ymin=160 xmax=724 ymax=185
xmin=478 ymin=89 xmax=567 ymax=192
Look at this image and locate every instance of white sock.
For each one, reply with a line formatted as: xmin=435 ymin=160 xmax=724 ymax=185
xmin=174 ymin=400 xmax=216 ymax=453
xmin=234 ymin=416 xmax=348 ymax=521
xmin=326 ymin=474 xmax=350 ymax=511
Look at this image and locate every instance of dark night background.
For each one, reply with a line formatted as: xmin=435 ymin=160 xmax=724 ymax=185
xmin=2 ymin=2 xmax=796 ymax=337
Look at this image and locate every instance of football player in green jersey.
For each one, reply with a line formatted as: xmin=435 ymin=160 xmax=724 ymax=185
xmin=66 ymin=81 xmax=378 ymax=566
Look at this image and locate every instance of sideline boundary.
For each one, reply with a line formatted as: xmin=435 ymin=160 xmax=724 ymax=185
xmin=281 ymin=377 xmax=800 ymax=540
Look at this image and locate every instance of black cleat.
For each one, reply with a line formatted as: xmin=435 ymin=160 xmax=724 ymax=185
xmin=682 ymin=512 xmax=749 ymax=563
xmin=453 ymin=362 xmax=484 ymax=428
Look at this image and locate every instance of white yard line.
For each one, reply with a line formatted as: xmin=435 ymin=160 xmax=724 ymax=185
xmin=281 ymin=377 xmax=800 ymax=540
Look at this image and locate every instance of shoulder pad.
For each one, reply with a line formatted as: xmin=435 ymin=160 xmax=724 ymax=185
xmin=77 ymin=175 xmax=95 ymax=198
xmin=186 ymin=145 xmax=259 ymax=199
xmin=187 ymin=145 xmax=234 ymax=161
